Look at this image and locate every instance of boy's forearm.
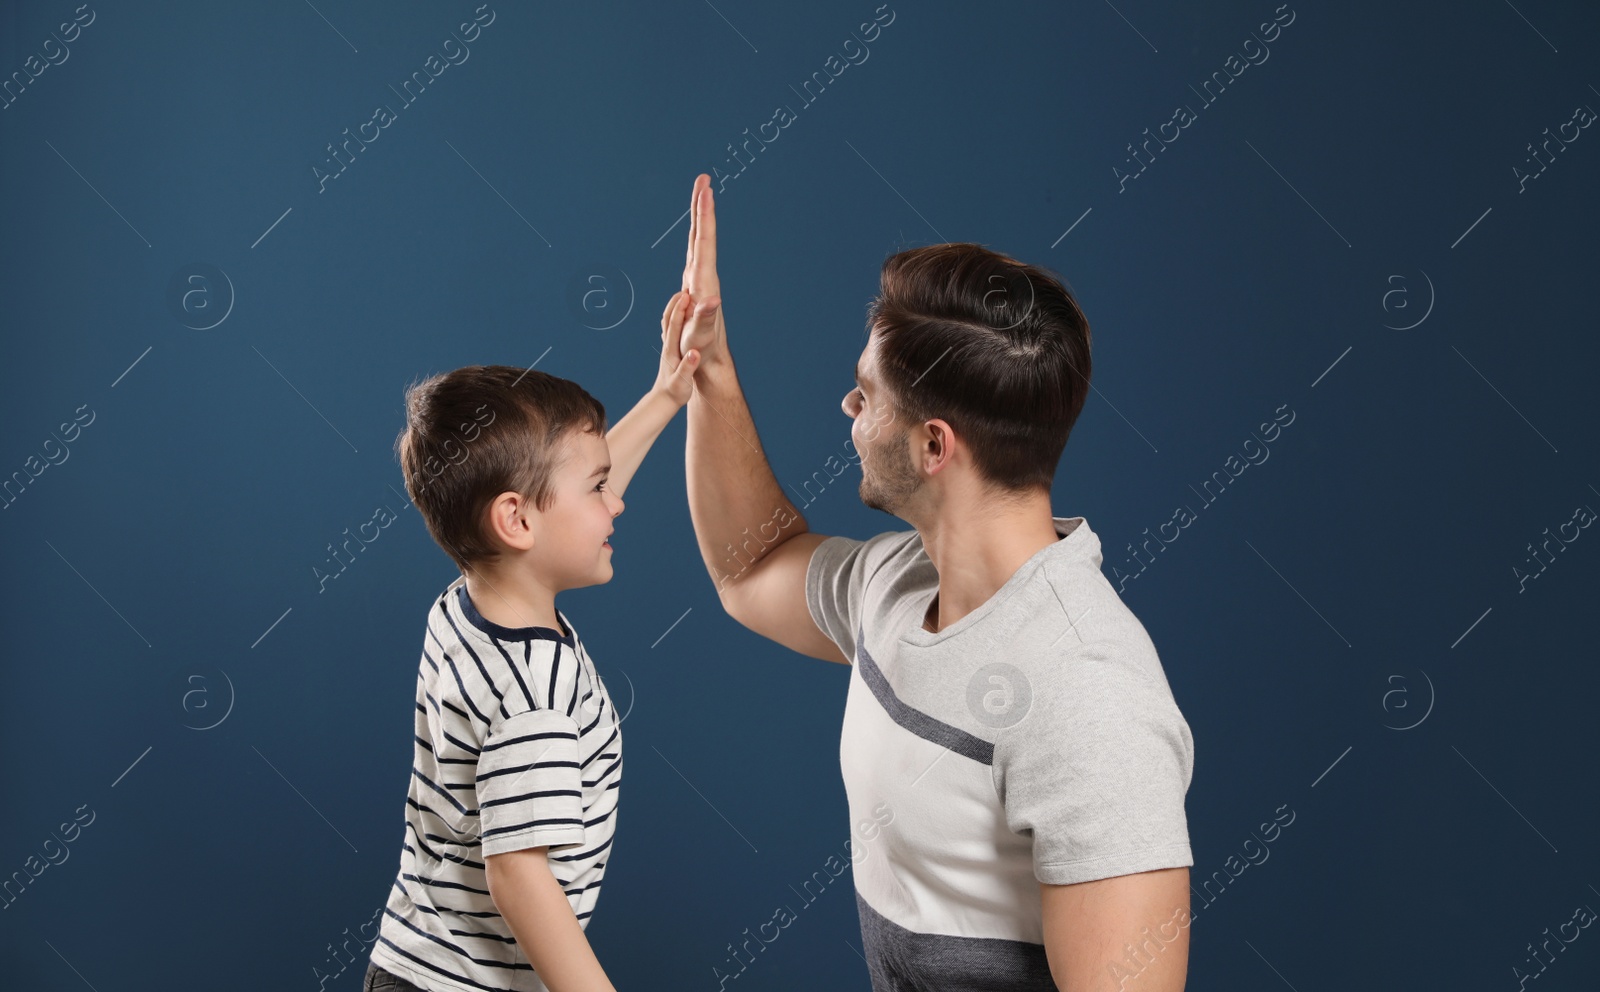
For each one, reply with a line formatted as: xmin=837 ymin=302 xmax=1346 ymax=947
xmin=487 ymin=851 xmax=616 ymax=992
xmin=685 ymin=351 xmax=808 ymax=597
xmin=603 ymin=388 xmax=678 ymax=499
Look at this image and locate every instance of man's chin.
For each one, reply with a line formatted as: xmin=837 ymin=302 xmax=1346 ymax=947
xmin=858 ymin=484 xmax=893 ymax=515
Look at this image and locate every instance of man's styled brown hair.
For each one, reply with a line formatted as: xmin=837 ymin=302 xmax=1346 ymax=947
xmin=866 ymin=243 xmax=1093 ymax=496
xmin=395 ymin=365 xmax=607 ymax=574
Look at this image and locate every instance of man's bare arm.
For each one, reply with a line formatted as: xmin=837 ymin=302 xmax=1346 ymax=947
xmin=687 ymin=365 xmax=846 ymax=663
xmin=485 ymin=848 xmax=617 ymax=992
xmin=674 ymin=175 xmax=844 ymax=662
xmin=1041 ymin=867 xmax=1191 ymax=992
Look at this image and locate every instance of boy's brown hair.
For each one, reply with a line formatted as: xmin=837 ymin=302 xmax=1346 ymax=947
xmin=395 ymin=365 xmax=607 ymax=574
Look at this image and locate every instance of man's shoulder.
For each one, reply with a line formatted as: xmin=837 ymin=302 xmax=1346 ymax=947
xmin=812 ymin=526 xmax=927 ymax=583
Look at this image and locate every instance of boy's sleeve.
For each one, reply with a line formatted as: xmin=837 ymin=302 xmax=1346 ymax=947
xmin=476 ymin=707 xmax=587 ymax=857
xmin=993 ymin=647 xmax=1195 ymax=886
xmin=805 ymin=531 xmax=904 ymax=664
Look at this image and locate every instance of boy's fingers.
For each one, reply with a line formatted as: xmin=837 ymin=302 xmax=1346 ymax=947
xmin=683 ymin=177 xmax=702 ymax=286
xmin=661 ymin=290 xmax=684 ymax=332
xmin=663 ymin=293 xmax=688 ymax=354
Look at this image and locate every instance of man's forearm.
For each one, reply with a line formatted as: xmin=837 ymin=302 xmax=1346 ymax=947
xmin=487 ymin=850 xmax=616 ymax=992
xmin=685 ymin=352 xmax=808 ymax=597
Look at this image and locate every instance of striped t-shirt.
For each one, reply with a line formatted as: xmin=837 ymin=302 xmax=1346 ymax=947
xmin=806 ymin=516 xmax=1194 ymax=990
xmin=370 ymin=575 xmax=623 ymax=992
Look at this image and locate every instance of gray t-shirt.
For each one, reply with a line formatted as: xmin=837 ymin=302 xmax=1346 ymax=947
xmin=806 ymin=515 xmax=1194 ymax=990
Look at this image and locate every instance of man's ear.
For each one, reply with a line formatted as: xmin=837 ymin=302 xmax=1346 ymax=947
xmin=921 ymin=418 xmax=958 ymax=477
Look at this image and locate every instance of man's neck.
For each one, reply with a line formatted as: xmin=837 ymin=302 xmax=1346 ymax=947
xmin=911 ymin=491 xmax=1062 ymax=634
xmin=463 ymin=567 xmax=563 ymax=633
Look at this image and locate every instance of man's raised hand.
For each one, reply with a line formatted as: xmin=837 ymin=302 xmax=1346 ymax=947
xmin=678 ymin=174 xmax=728 ymax=368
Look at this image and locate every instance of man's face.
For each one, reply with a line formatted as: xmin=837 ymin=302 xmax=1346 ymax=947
xmin=533 ymin=429 xmax=624 ymax=590
xmin=842 ymin=336 xmax=922 ymax=516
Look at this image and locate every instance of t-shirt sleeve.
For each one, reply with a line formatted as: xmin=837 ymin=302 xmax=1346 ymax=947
xmin=475 ymin=707 xmax=587 ymax=857
xmin=805 ymin=532 xmax=902 ymax=664
xmin=993 ymin=648 xmax=1195 ymax=886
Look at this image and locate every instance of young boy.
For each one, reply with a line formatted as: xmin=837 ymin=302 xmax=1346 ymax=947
xmin=365 ymin=293 xmax=702 ymax=992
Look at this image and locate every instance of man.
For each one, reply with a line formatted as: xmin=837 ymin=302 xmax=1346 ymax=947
xmin=673 ymin=174 xmax=1195 ymax=992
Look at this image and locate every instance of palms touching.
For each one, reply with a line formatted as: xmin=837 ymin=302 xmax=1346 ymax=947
xmin=677 ymin=174 xmax=727 ymax=366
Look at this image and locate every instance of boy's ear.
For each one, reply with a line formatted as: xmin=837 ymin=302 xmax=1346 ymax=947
xmin=485 ymin=490 xmax=539 ymax=553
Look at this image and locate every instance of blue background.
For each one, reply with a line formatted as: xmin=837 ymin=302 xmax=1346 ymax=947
xmin=3 ymin=0 xmax=1598 ymax=988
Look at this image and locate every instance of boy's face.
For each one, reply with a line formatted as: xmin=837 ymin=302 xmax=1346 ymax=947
xmin=534 ymin=429 xmax=624 ymax=591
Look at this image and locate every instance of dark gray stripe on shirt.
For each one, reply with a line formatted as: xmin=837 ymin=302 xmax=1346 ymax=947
xmin=855 ymin=630 xmax=994 ymax=766
xmin=855 ymin=891 xmax=1056 ymax=991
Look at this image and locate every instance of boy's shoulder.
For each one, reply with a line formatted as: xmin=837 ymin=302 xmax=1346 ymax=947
xmin=420 ymin=575 xmax=588 ymax=716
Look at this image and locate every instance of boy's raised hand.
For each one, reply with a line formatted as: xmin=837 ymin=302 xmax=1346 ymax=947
xmin=653 ymin=289 xmax=700 ymax=407
xmin=678 ymin=174 xmax=728 ymax=367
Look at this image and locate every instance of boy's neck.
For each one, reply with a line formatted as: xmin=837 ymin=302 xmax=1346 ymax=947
xmin=463 ymin=569 xmax=564 ymax=634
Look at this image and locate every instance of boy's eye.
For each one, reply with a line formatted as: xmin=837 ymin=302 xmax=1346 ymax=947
xmin=594 ymin=479 xmax=608 ymax=492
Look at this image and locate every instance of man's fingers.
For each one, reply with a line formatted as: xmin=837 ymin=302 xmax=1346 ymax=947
xmin=696 ymin=177 xmax=717 ymax=277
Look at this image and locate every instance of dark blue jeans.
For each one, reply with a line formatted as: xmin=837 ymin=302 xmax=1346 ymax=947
xmin=363 ymin=961 xmax=427 ymax=992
